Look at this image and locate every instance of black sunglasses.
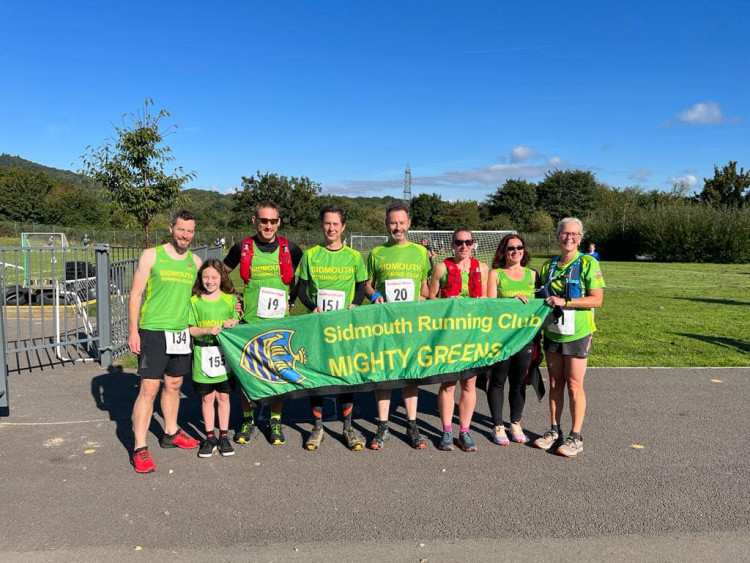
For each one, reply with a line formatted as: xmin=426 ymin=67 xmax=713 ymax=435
xmin=453 ymin=239 xmax=473 ymax=247
xmin=506 ymin=245 xmax=524 ymax=251
xmin=258 ymin=217 xmax=280 ymax=225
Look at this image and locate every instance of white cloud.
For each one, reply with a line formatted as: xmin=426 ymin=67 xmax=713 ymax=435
xmin=509 ymin=145 xmax=542 ymax=163
xmin=668 ymin=174 xmax=698 ymax=188
xmin=629 ymin=168 xmax=652 ymax=181
xmin=666 ymin=101 xmax=740 ymax=126
xmin=324 ymin=156 xmax=574 ymax=196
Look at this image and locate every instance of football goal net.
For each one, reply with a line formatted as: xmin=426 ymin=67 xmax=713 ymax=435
xmin=407 ymin=230 xmax=516 ymax=264
xmin=347 ymin=235 xmax=388 ymax=255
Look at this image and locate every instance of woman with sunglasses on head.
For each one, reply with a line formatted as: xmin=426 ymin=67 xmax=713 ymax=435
xmin=428 ymin=227 xmax=489 ymax=452
xmin=485 ymin=234 xmax=540 ymax=445
xmin=534 ymin=217 xmax=605 ymax=458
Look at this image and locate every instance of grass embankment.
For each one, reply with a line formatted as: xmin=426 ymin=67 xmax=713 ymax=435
xmin=118 ymin=260 xmax=750 ymax=369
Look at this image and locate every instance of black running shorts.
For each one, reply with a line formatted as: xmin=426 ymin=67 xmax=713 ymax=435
xmin=192 ymin=378 xmax=236 ymax=396
xmin=137 ymin=329 xmax=192 ymax=379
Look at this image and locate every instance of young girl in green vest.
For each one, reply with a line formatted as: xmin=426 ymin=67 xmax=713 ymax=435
xmin=188 ymin=259 xmax=240 ymax=458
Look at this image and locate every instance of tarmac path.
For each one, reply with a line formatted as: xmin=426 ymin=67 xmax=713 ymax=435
xmin=1 ymin=365 xmax=748 ymax=562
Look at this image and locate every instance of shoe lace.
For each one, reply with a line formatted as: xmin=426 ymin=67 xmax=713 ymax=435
xmin=270 ymin=422 xmax=282 ymax=434
xmin=137 ymin=450 xmax=150 ymax=461
xmin=564 ymin=435 xmax=578 ymax=447
xmin=544 ymin=429 xmax=558 ymax=440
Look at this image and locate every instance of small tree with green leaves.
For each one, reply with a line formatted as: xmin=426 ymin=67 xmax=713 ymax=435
xmin=80 ymin=98 xmax=195 ymax=247
xmin=700 ymin=161 xmax=750 ymax=208
xmin=232 ymin=171 xmax=321 ymax=230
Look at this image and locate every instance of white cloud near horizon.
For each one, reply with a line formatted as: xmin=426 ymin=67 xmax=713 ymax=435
xmin=665 ymin=101 xmax=740 ymax=126
xmin=629 ymin=167 xmax=652 ymax=181
xmin=324 ymin=155 xmax=572 ymax=196
xmin=668 ymin=174 xmax=698 ymax=188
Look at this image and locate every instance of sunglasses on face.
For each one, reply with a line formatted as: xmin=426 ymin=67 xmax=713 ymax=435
xmin=258 ymin=217 xmax=280 ymax=225
xmin=453 ymin=239 xmax=473 ymax=247
xmin=506 ymin=245 xmax=524 ymax=251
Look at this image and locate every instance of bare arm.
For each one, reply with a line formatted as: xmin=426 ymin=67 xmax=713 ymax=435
xmin=428 ymin=262 xmax=447 ymax=299
xmin=127 ymin=248 xmax=156 ymax=354
xmin=364 ymin=279 xmax=383 ymax=304
xmin=479 ymin=262 xmax=490 ymax=297
xmin=418 ymin=279 xmax=429 ymax=301
xmin=486 ymin=269 xmax=498 ymax=299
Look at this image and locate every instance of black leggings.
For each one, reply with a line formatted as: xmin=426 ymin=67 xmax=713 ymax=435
xmin=487 ymin=344 xmax=533 ymax=425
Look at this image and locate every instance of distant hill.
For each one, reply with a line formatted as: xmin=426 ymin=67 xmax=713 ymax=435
xmin=0 ymin=153 xmax=94 ymax=190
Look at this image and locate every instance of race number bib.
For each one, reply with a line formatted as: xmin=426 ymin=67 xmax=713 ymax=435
xmin=317 ymin=289 xmax=346 ymax=312
xmin=385 ymin=278 xmax=415 ymax=303
xmin=200 ymin=346 xmax=229 ymax=378
xmin=164 ymin=329 xmax=190 ymax=354
xmin=257 ymin=286 xmax=287 ymax=318
xmin=547 ymin=308 xmax=575 ymax=335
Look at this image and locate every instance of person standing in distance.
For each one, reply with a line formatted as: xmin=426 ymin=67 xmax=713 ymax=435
xmin=365 ymin=202 xmax=431 ymax=450
xmin=128 ymin=211 xmax=203 ymax=474
xmin=296 ymin=204 xmax=368 ymax=451
xmin=223 ymin=202 xmax=303 ymax=446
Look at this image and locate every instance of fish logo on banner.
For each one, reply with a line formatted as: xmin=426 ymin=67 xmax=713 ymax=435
xmin=240 ymin=329 xmax=308 ymax=384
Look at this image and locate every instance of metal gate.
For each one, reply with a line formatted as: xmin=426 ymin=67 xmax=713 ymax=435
xmin=0 ymin=243 xmax=223 ymax=416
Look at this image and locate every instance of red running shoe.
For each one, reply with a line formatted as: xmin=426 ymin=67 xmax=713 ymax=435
xmin=132 ymin=447 xmax=156 ymax=473
xmin=160 ymin=429 xmax=200 ymax=449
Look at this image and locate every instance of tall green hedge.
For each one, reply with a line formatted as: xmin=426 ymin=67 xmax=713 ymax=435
xmin=585 ymin=203 xmax=750 ymax=263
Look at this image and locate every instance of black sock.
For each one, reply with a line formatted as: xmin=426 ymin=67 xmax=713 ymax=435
xmin=552 ymin=425 xmax=561 ymax=434
xmin=219 ymin=430 xmax=228 ymax=438
xmin=572 ymin=432 xmax=583 ymax=441
xmin=408 ymin=419 xmax=418 ymax=429
xmin=378 ymin=421 xmax=389 ymax=429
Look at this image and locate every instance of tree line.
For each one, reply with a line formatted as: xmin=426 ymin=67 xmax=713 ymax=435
xmin=2 ymin=99 xmax=749 ymax=261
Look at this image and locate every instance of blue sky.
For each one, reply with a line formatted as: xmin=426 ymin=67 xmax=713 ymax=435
xmin=1 ymin=1 xmax=747 ymax=201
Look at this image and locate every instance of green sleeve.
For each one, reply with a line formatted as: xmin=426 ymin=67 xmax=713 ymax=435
xmin=355 ymin=252 xmax=368 ymax=282
xmin=297 ymin=250 xmax=311 ymax=281
xmin=582 ymin=256 xmax=606 ymax=291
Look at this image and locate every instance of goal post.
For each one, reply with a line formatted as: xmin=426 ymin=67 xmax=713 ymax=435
xmin=407 ymin=230 xmax=517 ymax=264
xmin=21 ymin=232 xmax=70 ymax=248
xmin=347 ymin=235 xmax=388 ymax=255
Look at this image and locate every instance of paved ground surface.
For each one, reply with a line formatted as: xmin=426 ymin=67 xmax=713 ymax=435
xmin=1 ymin=364 xmax=748 ymax=562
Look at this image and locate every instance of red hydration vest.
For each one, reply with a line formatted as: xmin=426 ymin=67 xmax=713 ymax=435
xmin=239 ymin=236 xmax=294 ymax=285
xmin=441 ymin=258 xmax=482 ymax=298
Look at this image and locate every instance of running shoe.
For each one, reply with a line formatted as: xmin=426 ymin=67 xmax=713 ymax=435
xmin=439 ymin=430 xmax=454 ymax=451
xmin=533 ymin=428 xmax=560 ymax=451
xmin=510 ymin=422 xmax=528 ymax=444
xmin=305 ymin=427 xmax=325 ymax=451
xmin=233 ymin=417 xmax=255 ymax=444
xmin=132 ymin=447 xmax=156 ymax=473
xmin=198 ymin=436 xmax=218 ymax=458
xmin=457 ymin=431 xmax=477 ymax=452
xmin=343 ymin=427 xmax=366 ymax=451
xmin=217 ymin=435 xmax=235 ymax=457
xmin=492 ymin=425 xmax=510 ymax=446
xmin=369 ymin=425 xmax=390 ymax=450
xmin=269 ymin=419 xmax=285 ymax=445
xmin=406 ymin=425 xmax=428 ymax=450
xmin=557 ymin=434 xmax=583 ymax=458
xmin=160 ymin=429 xmax=200 ymax=449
